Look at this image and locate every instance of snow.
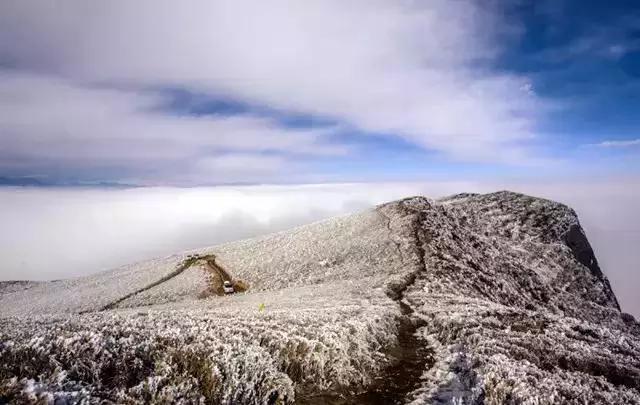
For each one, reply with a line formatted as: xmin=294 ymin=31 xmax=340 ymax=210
xmin=1 ymin=191 xmax=639 ymax=404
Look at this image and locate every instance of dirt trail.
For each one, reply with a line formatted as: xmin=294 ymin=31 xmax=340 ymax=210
xmin=199 ymin=256 xmax=234 ymax=297
xmin=97 ymin=254 xmax=243 ymax=311
xmin=96 ymin=205 xmax=432 ymax=402
xmin=299 ymin=202 xmax=434 ymax=404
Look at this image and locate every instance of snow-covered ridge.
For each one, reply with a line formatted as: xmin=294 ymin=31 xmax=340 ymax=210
xmin=1 ymin=191 xmax=639 ymax=404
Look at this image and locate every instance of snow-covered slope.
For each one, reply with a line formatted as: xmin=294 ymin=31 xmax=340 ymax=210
xmin=1 ymin=192 xmax=639 ymax=404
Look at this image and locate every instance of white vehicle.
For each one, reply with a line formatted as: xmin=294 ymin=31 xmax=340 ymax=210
xmin=223 ymin=280 xmax=234 ymax=294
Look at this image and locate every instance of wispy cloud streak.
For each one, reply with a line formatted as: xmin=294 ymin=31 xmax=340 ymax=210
xmin=587 ymin=139 xmax=640 ymax=148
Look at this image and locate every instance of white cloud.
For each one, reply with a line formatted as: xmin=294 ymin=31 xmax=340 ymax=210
xmin=0 ymin=0 xmax=546 ymax=174
xmin=192 ymin=154 xmax=289 ymax=183
xmin=0 ymin=72 xmax=344 ymax=183
xmin=197 ymin=154 xmax=285 ymax=173
xmin=587 ymin=139 xmax=640 ymax=148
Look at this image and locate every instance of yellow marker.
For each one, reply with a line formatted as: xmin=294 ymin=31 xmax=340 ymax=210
xmin=258 ymin=303 xmax=266 ymax=312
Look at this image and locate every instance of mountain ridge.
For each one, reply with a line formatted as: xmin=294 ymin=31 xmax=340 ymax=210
xmin=1 ymin=191 xmax=639 ymax=404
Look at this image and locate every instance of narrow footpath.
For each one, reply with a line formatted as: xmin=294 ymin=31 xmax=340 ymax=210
xmin=299 ymin=202 xmax=434 ymax=404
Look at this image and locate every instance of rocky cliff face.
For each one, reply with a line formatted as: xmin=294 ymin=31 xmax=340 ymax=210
xmin=1 ymin=191 xmax=639 ymax=404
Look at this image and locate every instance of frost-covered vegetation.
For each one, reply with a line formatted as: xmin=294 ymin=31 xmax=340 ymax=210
xmin=1 ymin=191 xmax=639 ymax=404
xmin=403 ymin=192 xmax=640 ymax=404
xmin=0 ymin=284 xmax=398 ymax=404
xmin=0 ymin=256 xmax=187 ymax=316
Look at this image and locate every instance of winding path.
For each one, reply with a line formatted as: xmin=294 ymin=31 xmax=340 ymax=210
xmin=97 ymin=254 xmax=230 ymax=311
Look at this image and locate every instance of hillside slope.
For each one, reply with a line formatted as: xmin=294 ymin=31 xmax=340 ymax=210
xmin=1 ymin=192 xmax=639 ymax=404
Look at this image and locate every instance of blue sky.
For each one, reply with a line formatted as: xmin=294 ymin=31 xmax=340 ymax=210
xmin=501 ymin=1 xmax=640 ymax=143
xmin=0 ymin=0 xmax=639 ymax=185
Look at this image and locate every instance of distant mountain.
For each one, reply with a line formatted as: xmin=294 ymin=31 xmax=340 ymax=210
xmin=0 ymin=176 xmax=135 ymax=188
xmin=0 ymin=176 xmax=47 ymax=186
xmin=1 ymin=192 xmax=638 ymax=404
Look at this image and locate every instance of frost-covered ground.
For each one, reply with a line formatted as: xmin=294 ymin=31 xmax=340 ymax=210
xmin=401 ymin=193 xmax=640 ymax=404
xmin=0 ymin=256 xmax=187 ymax=316
xmin=0 ymin=284 xmax=398 ymax=404
xmin=1 ymin=191 xmax=639 ymax=404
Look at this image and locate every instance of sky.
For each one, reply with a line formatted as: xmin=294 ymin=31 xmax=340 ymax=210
xmin=0 ymin=0 xmax=638 ymax=185
xmin=0 ymin=2 xmax=638 ymax=313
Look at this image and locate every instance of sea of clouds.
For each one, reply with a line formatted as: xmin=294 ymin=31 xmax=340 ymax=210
xmin=1 ymin=180 xmax=638 ymax=316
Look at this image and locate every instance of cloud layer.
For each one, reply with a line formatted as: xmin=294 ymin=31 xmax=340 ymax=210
xmin=0 ymin=0 xmax=545 ymax=183
xmin=1 ymin=181 xmax=638 ymax=317
xmin=0 ymin=72 xmax=344 ymax=184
